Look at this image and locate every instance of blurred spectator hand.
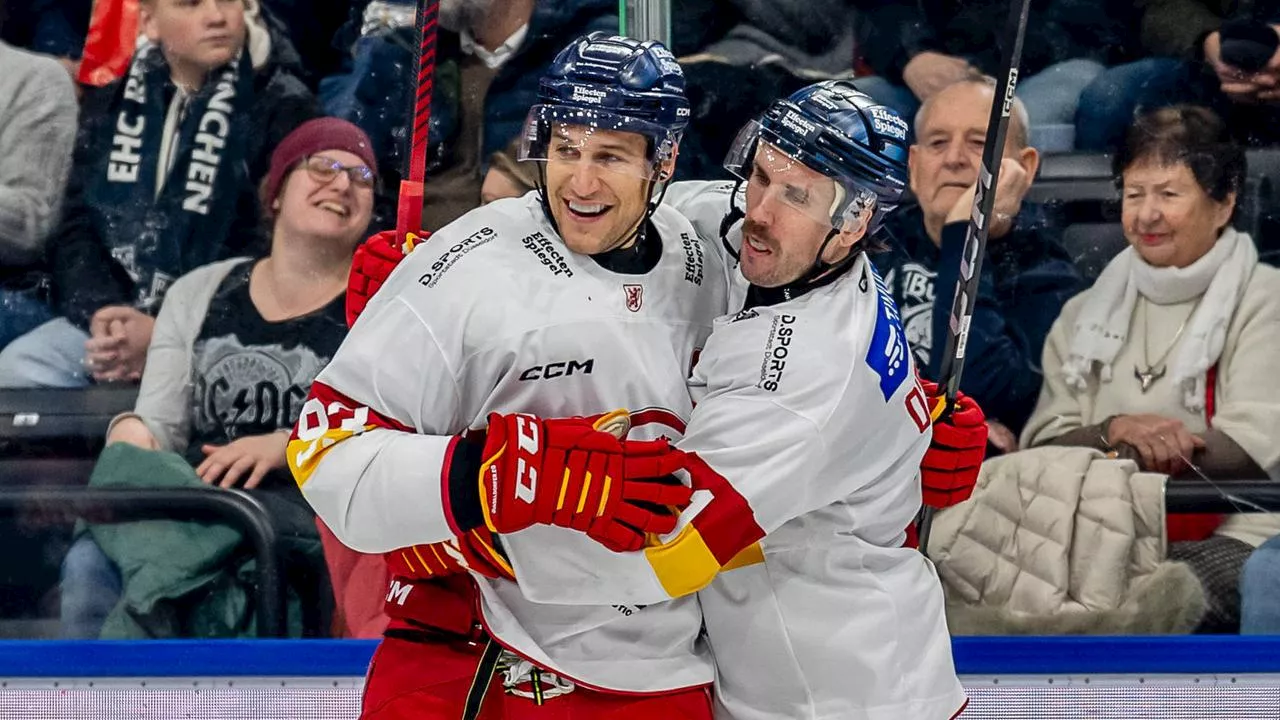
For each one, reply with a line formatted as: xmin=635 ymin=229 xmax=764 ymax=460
xmin=481 ymin=165 xmax=530 ymax=205
xmin=1106 ymin=413 xmax=1207 ymax=476
xmin=987 ymin=419 xmax=1018 ymax=454
xmin=196 ymin=432 xmax=289 ymax=489
xmin=944 ymin=157 xmax=1031 ymax=238
xmin=105 ymin=416 xmax=159 ymax=450
xmin=1202 ymin=30 xmax=1280 ymax=104
xmin=902 ymin=51 xmax=972 ymax=101
xmin=85 ymin=306 xmax=153 ymax=382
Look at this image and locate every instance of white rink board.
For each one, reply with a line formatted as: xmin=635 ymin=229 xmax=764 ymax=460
xmin=1 ymin=674 xmax=1279 ymax=719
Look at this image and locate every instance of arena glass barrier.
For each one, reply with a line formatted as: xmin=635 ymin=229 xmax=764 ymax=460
xmin=1 ymin=637 xmax=1278 ymax=719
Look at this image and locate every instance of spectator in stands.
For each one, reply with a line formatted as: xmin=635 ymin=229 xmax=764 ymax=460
xmin=1022 ymin=106 xmax=1280 ymax=632
xmin=1077 ymin=3 xmax=1280 ymax=150
xmin=0 ymin=0 xmax=315 ymax=390
xmin=321 ymin=0 xmax=616 ymax=232
xmin=874 ymin=76 xmax=1083 ymax=448
xmin=687 ymin=0 xmax=858 ymax=76
xmin=0 ymin=38 xmax=78 ymax=351
xmin=60 ymin=118 xmax=376 ymax=639
xmin=855 ymin=0 xmax=1131 ymax=151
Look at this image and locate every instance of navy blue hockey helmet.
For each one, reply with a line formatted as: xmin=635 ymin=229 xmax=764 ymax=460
xmin=519 ymin=32 xmax=691 ymax=176
xmin=725 ymin=79 xmax=909 ymax=233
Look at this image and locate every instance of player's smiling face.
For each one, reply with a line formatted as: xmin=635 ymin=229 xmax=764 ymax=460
xmin=741 ymin=142 xmax=866 ymax=287
xmin=544 ymin=124 xmax=663 ymax=255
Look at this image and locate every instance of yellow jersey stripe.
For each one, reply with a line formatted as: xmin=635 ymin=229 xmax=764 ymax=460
xmin=644 ymin=525 xmax=723 ymax=598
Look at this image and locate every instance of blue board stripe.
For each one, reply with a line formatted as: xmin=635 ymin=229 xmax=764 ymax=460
xmin=2 ymin=637 xmax=1280 ymax=678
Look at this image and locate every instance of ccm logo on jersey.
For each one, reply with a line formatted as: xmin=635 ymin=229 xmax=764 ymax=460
xmin=519 ymin=358 xmax=594 ymax=381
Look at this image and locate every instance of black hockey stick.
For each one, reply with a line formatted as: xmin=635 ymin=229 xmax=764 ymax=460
xmin=918 ymin=0 xmax=1033 ymax=556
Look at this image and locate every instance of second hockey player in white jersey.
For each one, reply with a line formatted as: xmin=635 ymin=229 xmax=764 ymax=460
xmin=507 ymin=82 xmax=971 ymax=719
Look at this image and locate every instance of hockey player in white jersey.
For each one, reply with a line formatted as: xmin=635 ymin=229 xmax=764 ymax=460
xmin=287 ymin=34 xmax=730 ymax=719
xmin=504 ymin=81 xmax=973 ymax=719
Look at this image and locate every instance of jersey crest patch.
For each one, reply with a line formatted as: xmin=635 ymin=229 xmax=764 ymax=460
xmin=865 ymin=265 xmax=910 ymax=401
xmin=624 ymin=284 xmax=644 ymax=312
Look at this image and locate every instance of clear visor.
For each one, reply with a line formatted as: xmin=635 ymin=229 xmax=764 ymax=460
xmin=518 ymin=105 xmax=677 ymax=180
xmin=724 ymin=120 xmax=875 ymax=231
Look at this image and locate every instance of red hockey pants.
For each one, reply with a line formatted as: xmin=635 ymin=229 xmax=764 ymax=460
xmin=359 ymin=630 xmax=714 ymax=719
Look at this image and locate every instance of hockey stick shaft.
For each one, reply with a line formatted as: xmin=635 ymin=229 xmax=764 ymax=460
xmin=396 ymin=0 xmax=440 ymax=236
xmin=919 ymin=0 xmax=1032 ymax=556
xmin=932 ymin=0 xmax=1032 ymax=410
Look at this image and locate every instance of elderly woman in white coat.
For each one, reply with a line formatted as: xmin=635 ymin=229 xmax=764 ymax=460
xmin=1020 ymin=106 xmax=1280 ymax=633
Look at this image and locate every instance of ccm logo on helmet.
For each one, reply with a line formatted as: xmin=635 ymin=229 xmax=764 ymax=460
xmin=519 ymin=358 xmax=595 ymax=381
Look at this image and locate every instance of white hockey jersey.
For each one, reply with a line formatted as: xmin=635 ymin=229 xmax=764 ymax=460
xmin=513 ymin=183 xmax=967 ymax=719
xmin=288 ymin=191 xmax=729 ymax=692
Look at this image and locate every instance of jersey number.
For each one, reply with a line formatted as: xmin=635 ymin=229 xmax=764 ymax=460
xmin=293 ymin=398 xmax=371 ymax=468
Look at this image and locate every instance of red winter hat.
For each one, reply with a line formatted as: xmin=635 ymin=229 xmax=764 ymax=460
xmin=261 ymin=117 xmax=379 ymax=212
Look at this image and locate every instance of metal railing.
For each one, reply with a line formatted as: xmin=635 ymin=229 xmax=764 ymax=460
xmin=1166 ymin=479 xmax=1280 ymax=514
xmin=0 ymin=487 xmax=284 ymax=638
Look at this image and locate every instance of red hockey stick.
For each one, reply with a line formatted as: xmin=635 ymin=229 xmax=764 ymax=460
xmin=397 ymin=0 xmax=441 ymax=236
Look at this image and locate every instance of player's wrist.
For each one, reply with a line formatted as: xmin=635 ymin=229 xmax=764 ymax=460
xmin=445 ymin=433 xmax=488 ymax=535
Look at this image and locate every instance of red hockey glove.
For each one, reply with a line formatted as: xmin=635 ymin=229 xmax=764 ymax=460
xmin=918 ymin=378 xmax=987 ymax=509
xmin=346 ymin=229 xmax=428 ymax=327
xmin=477 ymin=411 xmax=693 ymax=553
xmin=385 ymin=527 xmax=516 ymax=583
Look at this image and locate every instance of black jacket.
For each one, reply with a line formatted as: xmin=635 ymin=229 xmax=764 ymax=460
xmin=49 ymin=32 xmax=315 ymax=330
xmin=858 ymin=0 xmax=1134 ymax=84
xmin=872 ymin=203 xmax=1084 ymax=434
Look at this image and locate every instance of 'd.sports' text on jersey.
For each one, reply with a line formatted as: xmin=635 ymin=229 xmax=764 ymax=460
xmin=288 ymin=191 xmax=729 ymax=693
xmin=512 ymin=211 xmax=967 ymax=717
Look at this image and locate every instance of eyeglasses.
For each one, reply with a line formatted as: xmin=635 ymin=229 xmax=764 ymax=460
xmin=303 ymin=155 xmax=376 ymax=189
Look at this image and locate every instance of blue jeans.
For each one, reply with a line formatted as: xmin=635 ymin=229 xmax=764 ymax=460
xmin=1074 ymin=57 xmax=1187 ymax=151
xmin=1240 ymin=534 xmax=1280 ymax=634
xmin=0 ymin=316 xmax=91 ymax=388
xmin=60 ymin=535 xmax=123 ymax=639
xmin=1018 ymin=58 xmax=1106 ymax=152
xmin=0 ymin=287 xmax=55 ymax=353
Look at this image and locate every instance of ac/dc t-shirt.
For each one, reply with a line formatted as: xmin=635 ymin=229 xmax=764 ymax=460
xmin=185 ymin=260 xmax=346 ymax=472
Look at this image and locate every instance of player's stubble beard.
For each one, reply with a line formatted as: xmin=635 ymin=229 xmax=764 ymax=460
xmin=439 ymin=0 xmax=496 ymax=32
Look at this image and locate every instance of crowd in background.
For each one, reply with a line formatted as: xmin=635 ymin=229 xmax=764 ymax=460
xmin=2 ymin=0 xmax=1280 ymax=641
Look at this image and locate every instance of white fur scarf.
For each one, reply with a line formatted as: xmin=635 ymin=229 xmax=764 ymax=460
xmin=1062 ymin=228 xmax=1257 ymax=414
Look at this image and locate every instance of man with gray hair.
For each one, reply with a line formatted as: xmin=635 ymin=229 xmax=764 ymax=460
xmin=872 ymin=75 xmax=1084 ymax=450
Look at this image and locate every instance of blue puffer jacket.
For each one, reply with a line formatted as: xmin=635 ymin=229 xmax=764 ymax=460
xmin=323 ymin=0 xmax=618 ymax=228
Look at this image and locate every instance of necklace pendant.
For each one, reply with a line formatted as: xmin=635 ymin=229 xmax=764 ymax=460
xmin=1134 ymin=364 xmax=1166 ymax=393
